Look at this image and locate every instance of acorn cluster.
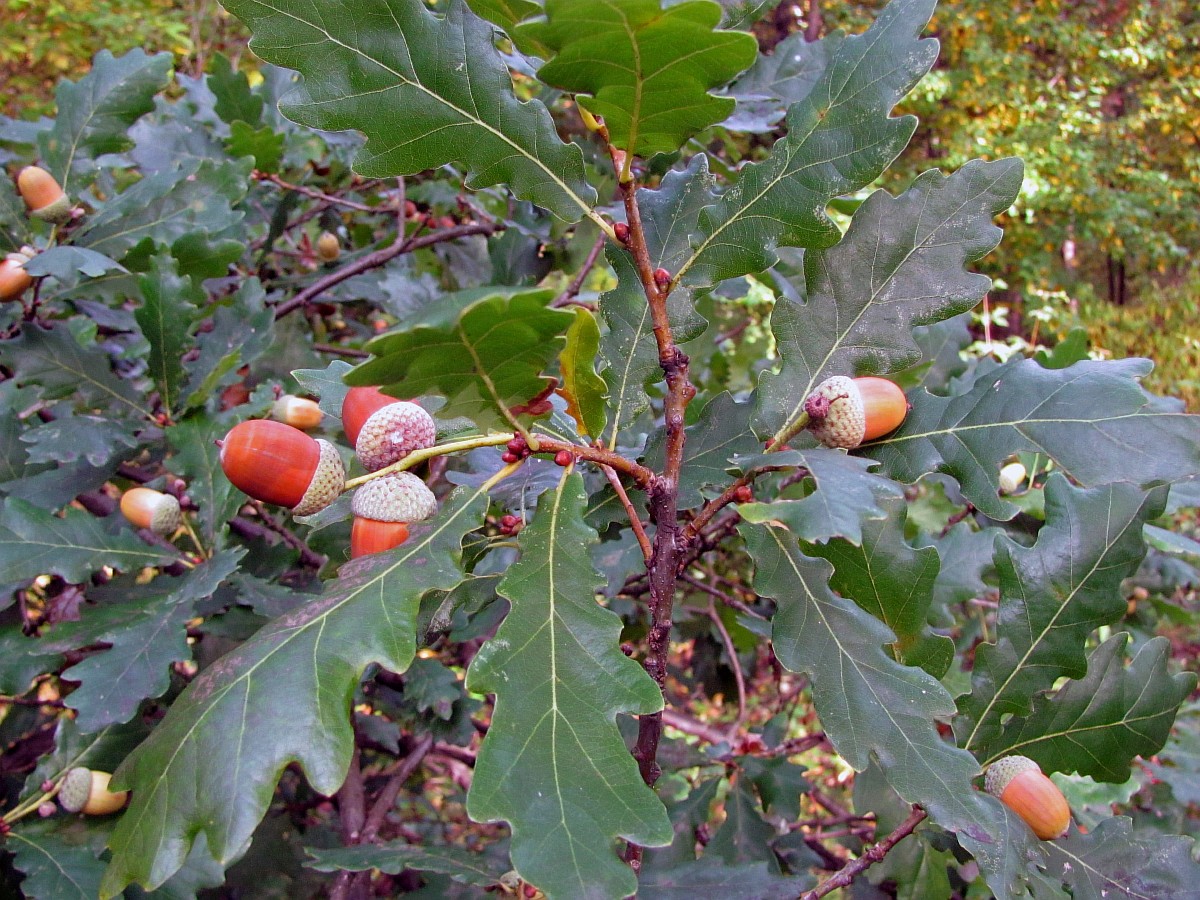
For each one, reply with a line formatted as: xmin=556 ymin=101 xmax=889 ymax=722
xmin=212 ymin=386 xmax=439 ymax=559
xmin=1 ymin=166 xmax=80 ymax=303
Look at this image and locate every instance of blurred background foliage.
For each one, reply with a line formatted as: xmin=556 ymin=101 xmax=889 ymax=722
xmin=3 ymin=0 xmax=1198 ymax=406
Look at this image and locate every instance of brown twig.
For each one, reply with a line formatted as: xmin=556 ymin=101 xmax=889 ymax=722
xmin=680 ymin=571 xmax=765 ymax=621
xmin=312 ymin=343 xmax=369 ymax=358
xmin=361 ymin=734 xmax=434 ymax=843
xmin=552 ymin=231 xmax=608 ymax=308
xmin=254 ymin=171 xmax=380 ymax=213
xmin=238 ymin=502 xmax=327 ymax=569
xmin=273 ymin=221 xmax=500 ymax=320
xmin=531 ymin=435 xmax=655 ymax=490
xmin=799 ymin=805 xmax=927 ymax=900
xmin=707 ymin=599 xmax=747 ymax=734
xmin=600 ymin=464 xmax=653 ymax=562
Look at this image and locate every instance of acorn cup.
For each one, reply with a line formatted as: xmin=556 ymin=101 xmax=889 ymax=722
xmin=341 ymin=386 xmax=437 ymax=472
xmin=803 ymin=376 xmax=908 ymax=449
xmin=218 ymin=419 xmax=345 ymax=515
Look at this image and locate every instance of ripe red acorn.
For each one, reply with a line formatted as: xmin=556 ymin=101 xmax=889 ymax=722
xmin=349 ymin=471 xmax=437 ymax=558
xmin=341 ymin=387 xmax=437 ymax=472
xmin=271 ymin=394 xmax=323 ymax=430
xmin=804 ymin=376 xmax=907 ymax=449
xmin=17 ymin=166 xmax=72 ymax=224
xmin=120 ymin=487 xmax=182 ymax=536
xmin=985 ymin=755 xmax=1070 ymax=840
xmin=219 ymin=419 xmax=345 ymax=515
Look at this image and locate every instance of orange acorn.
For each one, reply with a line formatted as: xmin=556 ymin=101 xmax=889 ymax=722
xmin=341 ymin=386 xmax=436 ymax=472
xmin=803 ymin=376 xmax=908 ymax=449
xmin=0 ymin=256 xmax=33 ymax=302
xmin=58 ymin=768 xmax=128 ymax=816
xmin=218 ymin=419 xmax=344 ymax=515
xmin=17 ymin=166 xmax=72 ymax=224
xmin=271 ymin=394 xmax=324 ymax=430
xmin=985 ymin=755 xmax=1071 ymax=840
xmin=350 ymin=471 xmax=436 ymax=557
xmin=120 ymin=487 xmax=182 ymax=536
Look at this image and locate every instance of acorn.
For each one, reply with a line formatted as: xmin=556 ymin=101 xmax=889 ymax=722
xmin=316 ymin=231 xmax=341 ymax=263
xmin=998 ymin=461 xmax=1028 ymax=495
xmin=218 ymin=419 xmax=345 ymax=515
xmin=340 ymin=386 xmax=437 ymax=472
xmin=350 ymin=471 xmax=437 ymax=557
xmin=17 ymin=166 xmax=72 ymax=224
xmin=984 ymin=755 xmax=1070 ymax=840
xmin=271 ymin=394 xmax=324 ymax=430
xmin=58 ymin=767 xmax=128 ymax=816
xmin=803 ymin=376 xmax=908 ymax=449
xmin=0 ymin=246 xmax=36 ymax=302
xmin=120 ymin=487 xmax=182 ymax=536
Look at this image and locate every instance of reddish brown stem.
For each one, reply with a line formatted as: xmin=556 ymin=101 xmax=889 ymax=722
xmin=800 ymin=806 xmax=927 ymax=900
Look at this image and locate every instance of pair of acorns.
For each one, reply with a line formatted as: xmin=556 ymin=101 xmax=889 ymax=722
xmin=0 ymin=166 xmax=74 ymax=302
xmin=216 ymin=387 xmax=439 ymax=558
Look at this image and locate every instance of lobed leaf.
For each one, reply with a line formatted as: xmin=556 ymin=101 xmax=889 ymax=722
xmin=348 ymin=289 xmax=573 ymax=431
xmin=745 ymin=520 xmax=1045 ymax=897
xmin=221 ymin=0 xmax=596 ymax=221
xmin=305 ymin=842 xmax=507 ymax=887
xmin=100 ymin=482 xmax=491 ymax=896
xmin=135 ymin=257 xmax=202 ymax=416
xmin=1043 ymin=818 xmax=1200 ymax=898
xmin=520 ymin=0 xmax=757 ymax=159
xmin=867 ymin=357 xmax=1200 ymax=520
xmin=956 ymin=476 xmax=1166 ymax=754
xmin=40 ymin=49 xmax=174 ymax=189
xmin=675 ymin=0 xmax=939 ymax=288
xmin=467 ymin=473 xmax=671 ymax=899
xmin=754 ymin=157 xmax=1024 ymax=439
xmin=978 ymin=633 xmax=1195 ymax=779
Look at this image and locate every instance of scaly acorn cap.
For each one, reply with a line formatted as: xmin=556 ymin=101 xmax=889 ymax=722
xmin=352 ymin=471 xmax=437 ymax=523
xmin=355 ymin=401 xmax=437 ymax=472
xmin=294 ymin=439 xmax=345 ymax=515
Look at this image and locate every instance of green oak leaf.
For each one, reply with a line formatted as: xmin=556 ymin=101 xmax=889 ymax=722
xmin=646 ymin=391 xmax=760 ymax=510
xmin=558 ymin=307 xmax=608 ymax=439
xmin=348 ymin=289 xmax=573 ymax=430
xmin=75 ymin=157 xmax=250 ymax=262
xmin=639 ymin=154 xmax=721 ymax=274
xmin=99 ymin=482 xmax=490 ymax=896
xmin=20 ymin=417 xmax=139 ymax=467
xmin=40 ymin=49 xmax=174 ymax=189
xmin=0 ymin=499 xmax=179 ymax=585
xmin=2 ymin=323 xmax=152 ymax=421
xmin=803 ymin=495 xmax=954 ymax=676
xmin=979 ymin=633 xmax=1195 ymax=778
xmin=226 ymin=121 xmax=285 ymax=173
xmin=520 ymin=0 xmax=757 ymax=159
xmin=221 ymin=0 xmax=595 ymax=222
xmin=734 ymin=447 xmax=903 ymax=546
xmin=305 ymin=842 xmax=508 ymax=887
xmin=136 ymin=257 xmax=202 ymax=416
xmin=755 ymin=157 xmax=1024 ymax=439
xmin=598 ymin=250 xmax=706 ymax=447
xmin=0 ymin=172 xmax=29 ymax=254
xmin=704 ymin=776 xmax=777 ymax=867
xmin=180 ymin=277 xmax=275 ymax=414
xmin=63 ymin=551 xmax=244 ymax=732
xmin=22 ymin=247 xmax=126 ymax=280
xmin=467 ymin=473 xmax=671 ymax=899
xmin=729 ymin=26 xmax=837 ymax=107
xmin=639 ymin=859 xmax=812 ymax=900
xmin=208 ymin=52 xmax=264 ymax=127
xmin=744 ymin=520 xmax=1044 ymax=898
xmin=866 ymin=357 xmax=1200 ymax=521
xmin=1043 ymin=818 xmax=1200 ymax=897
xmin=8 ymin=827 xmax=107 ymax=900
xmin=674 ymin=0 xmax=939 ymax=288
xmin=956 ymin=476 xmax=1166 ymax=754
